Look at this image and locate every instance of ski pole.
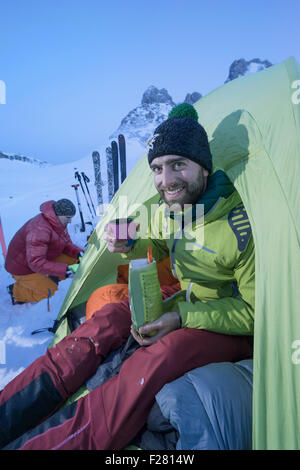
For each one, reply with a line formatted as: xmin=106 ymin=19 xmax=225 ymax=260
xmin=81 ymin=172 xmax=97 ymax=216
xmin=71 ymin=184 xmax=85 ymax=232
xmin=74 ymin=169 xmax=94 ymax=218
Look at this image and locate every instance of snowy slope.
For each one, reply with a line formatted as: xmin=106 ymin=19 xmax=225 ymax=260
xmin=0 ymin=139 xmax=144 ymax=389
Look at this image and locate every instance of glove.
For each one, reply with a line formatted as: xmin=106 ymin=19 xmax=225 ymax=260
xmin=68 ymin=263 xmax=79 ymax=274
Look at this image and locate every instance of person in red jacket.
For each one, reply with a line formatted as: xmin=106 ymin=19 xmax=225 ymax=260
xmin=5 ymin=199 xmax=83 ymax=304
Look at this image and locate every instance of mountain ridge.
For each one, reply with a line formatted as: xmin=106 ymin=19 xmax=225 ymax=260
xmin=0 ymin=150 xmax=49 ymax=167
xmin=111 ymin=57 xmax=273 ymax=147
xmin=2 ymin=57 xmax=273 ymax=166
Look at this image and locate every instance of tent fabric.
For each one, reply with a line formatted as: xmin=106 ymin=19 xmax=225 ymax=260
xmin=51 ymin=57 xmax=300 ymax=449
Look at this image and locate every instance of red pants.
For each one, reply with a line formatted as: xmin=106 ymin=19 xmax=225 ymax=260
xmin=0 ymin=299 xmax=253 ymax=450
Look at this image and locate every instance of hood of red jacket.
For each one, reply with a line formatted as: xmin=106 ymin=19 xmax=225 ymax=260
xmin=39 ymin=200 xmax=66 ymax=234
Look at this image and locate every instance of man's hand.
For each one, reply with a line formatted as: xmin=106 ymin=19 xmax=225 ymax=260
xmin=104 ymin=235 xmax=132 ymax=253
xmin=103 ymin=223 xmax=133 ymax=253
xmin=131 ymin=312 xmax=182 ymax=346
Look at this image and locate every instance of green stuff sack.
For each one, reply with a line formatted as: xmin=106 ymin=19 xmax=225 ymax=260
xmin=129 ymin=256 xmax=163 ymax=337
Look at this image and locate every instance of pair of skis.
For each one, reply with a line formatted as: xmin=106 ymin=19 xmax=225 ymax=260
xmin=88 ymin=134 xmax=127 ymax=221
xmin=72 ymin=170 xmax=96 ymax=233
xmin=106 ymin=134 xmax=127 ymax=201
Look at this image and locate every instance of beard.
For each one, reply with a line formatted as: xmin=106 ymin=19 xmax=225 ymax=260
xmin=157 ymin=168 xmax=208 ymax=211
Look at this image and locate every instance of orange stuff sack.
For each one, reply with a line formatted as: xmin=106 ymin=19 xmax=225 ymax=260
xmin=86 ymin=283 xmax=129 ymax=321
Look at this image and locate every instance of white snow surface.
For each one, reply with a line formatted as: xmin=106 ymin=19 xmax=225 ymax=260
xmin=246 ymin=62 xmax=265 ymax=75
xmin=0 ymin=139 xmax=144 ymax=389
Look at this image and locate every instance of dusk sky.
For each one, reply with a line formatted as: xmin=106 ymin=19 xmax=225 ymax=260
xmin=0 ymin=0 xmax=299 ymax=164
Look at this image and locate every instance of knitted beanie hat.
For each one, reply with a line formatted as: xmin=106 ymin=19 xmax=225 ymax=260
xmin=53 ymin=199 xmax=76 ymax=217
xmin=147 ymin=103 xmax=212 ymax=173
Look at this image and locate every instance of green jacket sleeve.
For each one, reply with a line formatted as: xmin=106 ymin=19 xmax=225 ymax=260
xmin=178 ymin=237 xmax=255 ymax=335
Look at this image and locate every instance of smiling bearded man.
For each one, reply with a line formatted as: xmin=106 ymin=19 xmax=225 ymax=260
xmin=150 ymin=154 xmax=209 ymax=210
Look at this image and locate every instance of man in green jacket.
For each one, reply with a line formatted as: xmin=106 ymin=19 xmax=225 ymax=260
xmin=106 ymin=104 xmax=254 ymax=345
xmin=0 ymin=104 xmax=254 ymax=450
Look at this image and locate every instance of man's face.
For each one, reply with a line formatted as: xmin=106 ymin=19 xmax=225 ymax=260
xmin=150 ymin=155 xmax=209 ymax=210
xmin=57 ymin=215 xmax=73 ymax=228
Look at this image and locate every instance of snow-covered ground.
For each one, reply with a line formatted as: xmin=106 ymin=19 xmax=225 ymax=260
xmin=0 ymin=138 xmax=144 ymax=389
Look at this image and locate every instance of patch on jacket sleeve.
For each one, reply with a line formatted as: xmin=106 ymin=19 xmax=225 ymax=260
xmin=228 ymin=203 xmax=252 ymax=251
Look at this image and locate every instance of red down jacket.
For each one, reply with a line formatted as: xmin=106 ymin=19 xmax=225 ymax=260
xmin=5 ymin=200 xmax=82 ymax=278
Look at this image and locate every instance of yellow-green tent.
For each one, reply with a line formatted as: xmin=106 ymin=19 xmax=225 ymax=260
xmin=52 ymin=56 xmax=300 ymax=450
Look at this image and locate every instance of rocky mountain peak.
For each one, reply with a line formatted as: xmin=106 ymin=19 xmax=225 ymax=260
xmin=184 ymin=91 xmax=202 ymax=105
xmin=225 ymin=58 xmax=273 ymax=83
xmin=110 ymin=86 xmax=175 ymax=145
xmin=141 ymin=85 xmax=175 ymax=106
xmin=110 ymin=86 xmax=202 ymax=145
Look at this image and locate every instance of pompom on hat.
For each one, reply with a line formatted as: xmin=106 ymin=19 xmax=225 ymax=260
xmin=147 ymin=103 xmax=212 ymax=174
xmin=53 ymin=199 xmax=76 ymax=217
